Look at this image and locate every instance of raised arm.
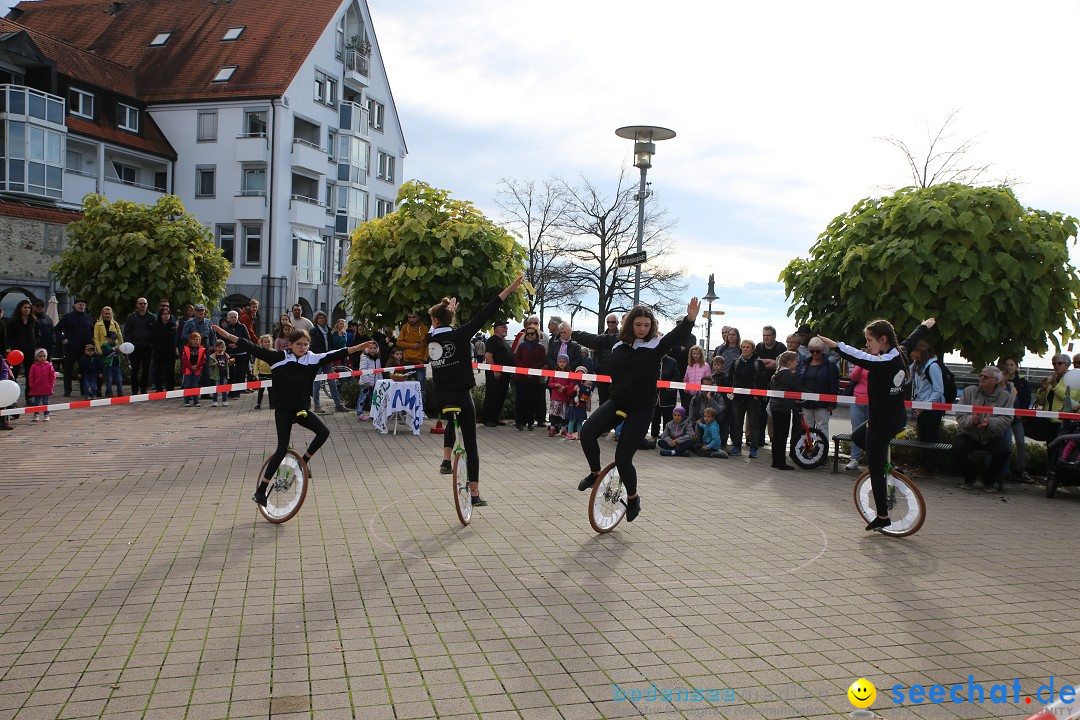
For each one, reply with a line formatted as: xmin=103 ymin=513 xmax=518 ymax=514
xmin=657 ymin=298 xmax=700 ymax=355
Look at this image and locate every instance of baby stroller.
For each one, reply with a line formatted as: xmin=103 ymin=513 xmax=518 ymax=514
xmin=1043 ymin=419 xmax=1080 ymax=499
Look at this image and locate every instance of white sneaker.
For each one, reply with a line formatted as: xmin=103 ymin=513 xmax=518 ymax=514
xmin=845 ymin=459 xmax=860 ymax=471
xmin=223 ymin=401 xmax=229 ymax=407
xmin=43 ymin=416 xmax=50 ymax=422
xmin=211 ymin=401 xmax=218 ymax=407
xmin=31 ymin=416 xmax=39 ymax=422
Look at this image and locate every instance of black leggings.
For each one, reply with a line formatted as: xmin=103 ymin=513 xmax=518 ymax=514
xmin=441 ymin=392 xmax=480 ymax=485
xmin=851 ymin=419 xmax=901 ymax=517
xmin=580 ymin=400 xmax=652 ymax=497
xmin=264 ymin=408 xmax=330 ymax=480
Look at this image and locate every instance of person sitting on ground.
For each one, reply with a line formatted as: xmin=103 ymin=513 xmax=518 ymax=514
xmin=688 ymin=374 xmax=725 ymax=442
xmin=693 ymin=406 xmax=727 ymax=458
xmin=952 ymin=365 xmax=1013 ymax=492
xmin=658 ymin=406 xmax=695 ymax=457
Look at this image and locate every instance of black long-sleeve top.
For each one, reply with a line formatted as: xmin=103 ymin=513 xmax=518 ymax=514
xmin=428 ymin=295 xmax=504 ymax=395
xmin=833 ymin=323 xmax=929 ymax=433
xmin=572 ymin=317 xmax=695 ymax=411
xmin=237 ymin=337 xmax=349 ymax=413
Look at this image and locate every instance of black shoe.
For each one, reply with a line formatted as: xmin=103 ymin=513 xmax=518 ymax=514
xmin=483 ymin=421 xmax=498 ymax=428
xmin=252 ymin=484 xmax=268 ymax=507
xmin=578 ymin=473 xmax=598 ymax=492
xmin=516 ymin=424 xmax=524 ymax=431
xmin=527 ymin=425 xmax=534 ymax=431
xmin=774 ymin=464 xmax=795 ymax=471
xmin=865 ymin=516 xmax=891 ymax=531
xmin=471 ymin=496 xmax=488 ymax=507
xmin=626 ymin=496 xmax=641 ymax=522
xmin=439 ymin=460 xmax=452 ymax=475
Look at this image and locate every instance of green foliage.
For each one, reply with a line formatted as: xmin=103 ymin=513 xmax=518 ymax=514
xmin=53 ymin=194 xmax=230 ymax=312
xmin=470 ymin=381 xmax=516 ymax=420
xmin=781 ymin=184 xmax=1080 ymax=367
xmin=341 ymin=181 xmax=529 ymax=328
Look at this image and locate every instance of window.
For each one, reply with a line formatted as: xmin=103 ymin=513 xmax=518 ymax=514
xmin=196 ymin=111 xmax=217 ymax=141
xmin=154 ymin=171 xmax=167 ymax=192
xmin=325 ymin=182 xmax=335 ymax=214
xmin=327 ymin=130 xmax=336 ymax=159
xmin=314 ymin=71 xmax=326 ymax=103
xmin=241 ymin=165 xmax=266 ymax=195
xmin=43 ymin=224 xmax=64 ymax=254
xmin=242 ymin=224 xmax=262 ymax=266
xmin=314 ymin=71 xmax=336 ymax=107
xmin=326 ymin=79 xmax=336 ymax=106
xmin=221 ymin=26 xmax=244 ymax=41
xmin=335 ymin=19 xmax=344 ymax=59
xmin=2 ymin=119 xmax=65 ymax=197
xmin=68 ymin=88 xmax=94 ymax=119
xmin=212 ymin=66 xmax=237 ymax=83
xmin=375 ymin=198 xmax=394 ymax=217
xmin=367 ymin=98 xmax=385 ymax=131
xmin=196 ymin=166 xmax=215 ymax=197
xmin=217 ymin=225 xmax=235 ymax=263
xmin=149 ymin=32 xmax=171 ymax=46
xmin=243 ymin=110 xmax=267 ymax=138
xmin=117 ymin=103 xmax=139 ymax=132
xmin=376 ymin=151 xmax=394 ymax=182
xmin=65 ymin=149 xmax=83 ymax=173
xmin=112 ymin=161 xmax=138 ymax=185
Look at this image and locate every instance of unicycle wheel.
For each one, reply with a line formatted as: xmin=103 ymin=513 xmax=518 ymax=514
xmin=452 ymin=451 xmax=471 ymax=526
xmin=256 ymin=449 xmax=309 ymax=523
xmin=791 ymin=427 xmax=829 ymax=468
xmin=588 ymin=462 xmax=626 ymax=533
xmin=853 ymin=469 xmax=926 ymax=537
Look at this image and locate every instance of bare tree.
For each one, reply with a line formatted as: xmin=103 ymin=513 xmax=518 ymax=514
xmin=558 ymin=169 xmax=686 ymax=332
xmin=494 ymin=178 xmax=576 ymax=323
xmin=878 ymin=110 xmax=1016 ymax=188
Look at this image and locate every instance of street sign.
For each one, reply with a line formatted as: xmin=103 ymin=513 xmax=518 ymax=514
xmin=617 ymin=251 xmax=647 ymax=268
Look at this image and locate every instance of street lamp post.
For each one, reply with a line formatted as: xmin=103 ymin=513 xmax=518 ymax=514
xmin=615 ymin=125 xmax=676 ymax=307
xmin=702 ymin=273 xmax=721 ymax=355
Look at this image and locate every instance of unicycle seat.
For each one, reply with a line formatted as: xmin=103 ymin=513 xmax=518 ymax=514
xmin=442 ymin=406 xmax=462 ymax=415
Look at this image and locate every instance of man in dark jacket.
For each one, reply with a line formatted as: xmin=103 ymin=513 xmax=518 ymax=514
xmin=33 ymin=299 xmax=55 ymax=359
xmin=55 ymin=298 xmax=94 ymax=397
xmin=482 ymin=320 xmax=515 ymax=426
xmin=123 ymin=297 xmax=157 ymax=394
xmin=593 ymin=313 xmax=619 ymax=406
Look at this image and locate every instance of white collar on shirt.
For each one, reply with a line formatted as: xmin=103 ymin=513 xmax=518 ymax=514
xmin=430 ymin=326 xmax=452 ymax=336
xmin=611 ymin=337 xmax=661 ymax=351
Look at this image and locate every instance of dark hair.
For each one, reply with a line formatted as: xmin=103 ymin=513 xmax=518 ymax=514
xmin=725 ymin=326 xmax=741 ymax=347
xmin=618 ymin=305 xmax=658 ymax=344
xmin=429 ymin=297 xmax=455 ymax=327
xmin=13 ymin=299 xmax=36 ymax=326
xmin=865 ymin=319 xmax=910 ymax=382
xmin=288 ymin=328 xmax=311 ymax=344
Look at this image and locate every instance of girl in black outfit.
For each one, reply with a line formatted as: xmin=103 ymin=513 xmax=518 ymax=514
xmin=212 ymin=323 xmax=374 ymax=507
xmin=428 ymin=274 xmax=524 ymax=507
xmin=768 ymin=350 xmax=802 ymax=470
xmin=819 ymin=317 xmax=934 ymax=531
xmin=572 ymin=298 xmax=700 ymax=523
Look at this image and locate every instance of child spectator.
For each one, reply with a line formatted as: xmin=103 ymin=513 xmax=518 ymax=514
xmin=693 ymin=407 xmax=727 ymax=457
xmin=181 ymin=331 xmax=206 ymax=407
xmin=208 ymin=339 xmax=232 ymax=407
xmin=387 ymin=347 xmax=416 ymax=380
xmin=547 ymin=353 xmax=576 ymax=437
xmin=689 ymin=376 xmax=727 ymax=447
xmin=100 ymin=331 xmax=123 ymax=398
xmin=769 ymin=350 xmax=802 ymax=471
xmin=564 ymin=366 xmax=591 ymax=440
xmin=658 ymin=406 xmax=694 ymax=457
xmin=254 ymin=334 xmax=274 ymax=410
xmin=0 ymin=354 xmax=13 ymax=430
xmin=356 ymin=342 xmax=381 ymax=421
xmin=76 ymin=343 xmax=102 ymax=400
xmin=28 ymin=348 xmax=56 ymax=422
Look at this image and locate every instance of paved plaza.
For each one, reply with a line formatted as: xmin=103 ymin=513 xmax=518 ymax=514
xmin=1 ymin=394 xmax=1079 ymax=720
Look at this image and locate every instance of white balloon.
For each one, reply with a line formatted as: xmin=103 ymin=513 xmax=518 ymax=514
xmin=1064 ymin=369 xmax=1080 ymax=392
xmin=119 ymin=342 xmax=135 ymax=355
xmin=0 ymin=379 xmax=21 ymax=406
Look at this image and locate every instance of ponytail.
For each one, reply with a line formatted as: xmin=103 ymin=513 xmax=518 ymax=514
xmin=429 ymin=297 xmax=454 ymax=327
xmin=774 ymin=351 xmax=799 ymax=381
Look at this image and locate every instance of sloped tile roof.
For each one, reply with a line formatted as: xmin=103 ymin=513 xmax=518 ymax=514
xmin=67 ymin=114 xmax=176 ymax=160
xmin=11 ymin=0 xmax=341 ymax=102
xmin=0 ymin=17 xmax=135 ymax=96
xmin=0 ymin=198 xmax=82 ymax=223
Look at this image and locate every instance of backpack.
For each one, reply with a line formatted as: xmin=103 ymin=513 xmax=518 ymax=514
xmin=925 ymin=358 xmax=957 ymax=403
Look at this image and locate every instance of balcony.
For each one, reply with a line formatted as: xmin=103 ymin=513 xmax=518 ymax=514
xmin=338 ymin=102 xmax=369 ymax=137
xmin=0 ymin=85 xmax=66 ymax=127
xmin=291 ymin=139 xmax=327 ymax=175
xmin=289 ymin=194 xmax=329 ymax=228
xmin=343 ymin=49 xmax=370 ymax=89
xmin=235 ymin=134 xmax=268 ymax=163
xmin=103 ymin=176 xmax=166 ymax=205
xmin=234 ymin=191 xmax=267 ymax=219
xmin=63 ymin=169 xmax=97 ymax=203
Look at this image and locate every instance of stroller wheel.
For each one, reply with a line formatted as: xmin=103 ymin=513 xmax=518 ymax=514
xmin=1046 ymin=472 xmax=1059 ymax=499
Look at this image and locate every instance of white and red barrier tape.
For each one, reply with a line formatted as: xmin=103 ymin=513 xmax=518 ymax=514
xmin=7 ymin=361 xmax=1080 ymax=422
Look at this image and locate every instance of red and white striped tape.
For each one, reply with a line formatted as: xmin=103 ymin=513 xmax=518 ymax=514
xmin=7 ymin=360 xmax=1080 ymax=422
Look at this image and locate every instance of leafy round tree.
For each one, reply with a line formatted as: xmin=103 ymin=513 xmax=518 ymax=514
xmin=342 ymin=181 xmax=529 ymax=326
xmin=780 ymin=183 xmax=1080 ymax=367
xmin=53 ymin=194 xmax=230 ymax=312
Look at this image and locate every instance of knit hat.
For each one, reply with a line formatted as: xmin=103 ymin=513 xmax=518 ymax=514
xmin=558 ymin=353 xmax=569 ymax=362
xmin=575 ymin=366 xmax=588 ymax=373
xmin=673 ymin=406 xmax=686 ymax=416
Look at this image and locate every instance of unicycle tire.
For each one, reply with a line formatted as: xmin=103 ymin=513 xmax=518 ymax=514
xmin=257 ymin=449 xmax=309 ymax=523
xmin=791 ymin=427 xmax=829 ymax=468
xmin=452 ymin=451 xmax=472 ymax=526
xmin=588 ymin=462 xmax=626 ymax=534
xmin=853 ymin=469 xmax=926 ymax=537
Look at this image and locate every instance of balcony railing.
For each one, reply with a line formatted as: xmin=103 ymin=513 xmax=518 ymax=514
xmin=105 ymin=175 xmax=166 ymax=192
xmin=0 ymin=84 xmax=65 ymax=126
xmin=292 ymin=138 xmax=323 ymax=151
xmin=290 ymin=193 xmax=323 ymax=206
xmin=344 ymin=49 xmax=370 ymax=76
xmin=338 ymin=102 xmax=369 ymax=137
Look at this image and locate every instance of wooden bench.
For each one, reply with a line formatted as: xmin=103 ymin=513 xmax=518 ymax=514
xmin=831 ymin=433 xmax=954 ymax=473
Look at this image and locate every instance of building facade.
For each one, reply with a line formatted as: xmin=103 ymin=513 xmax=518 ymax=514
xmin=0 ymin=0 xmax=405 ymax=334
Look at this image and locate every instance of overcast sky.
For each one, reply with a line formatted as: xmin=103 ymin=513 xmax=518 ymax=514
xmin=367 ymin=0 xmax=1080 ymax=351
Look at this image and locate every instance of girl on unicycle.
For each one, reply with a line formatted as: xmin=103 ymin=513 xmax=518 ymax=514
xmin=211 ymin=323 xmax=375 ymax=507
xmin=572 ymin=298 xmax=700 ymax=523
xmin=817 ymin=317 xmax=935 ymax=531
xmin=428 ymin=274 xmax=525 ymax=508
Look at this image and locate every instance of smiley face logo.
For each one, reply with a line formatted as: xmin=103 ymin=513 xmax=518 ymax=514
xmin=847 ymin=678 xmax=876 ymax=708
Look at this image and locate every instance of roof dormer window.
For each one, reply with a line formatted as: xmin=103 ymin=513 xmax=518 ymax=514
xmin=149 ymin=32 xmax=171 ymax=46
xmin=212 ymin=66 xmax=237 ymax=83
xmin=221 ymin=26 xmax=244 ymax=41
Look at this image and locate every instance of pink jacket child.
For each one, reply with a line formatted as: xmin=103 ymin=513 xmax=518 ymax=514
xmin=28 ymin=354 xmax=57 ymax=420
